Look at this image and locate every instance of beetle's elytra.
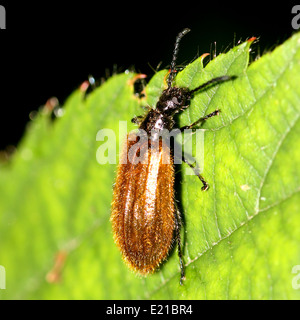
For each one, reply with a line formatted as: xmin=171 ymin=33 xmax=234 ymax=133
xmin=111 ymin=28 xmax=234 ymax=284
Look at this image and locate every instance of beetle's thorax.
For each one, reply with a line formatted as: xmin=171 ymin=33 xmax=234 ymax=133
xmin=139 ymin=109 xmax=174 ymax=134
xmin=139 ymin=86 xmax=190 ymax=134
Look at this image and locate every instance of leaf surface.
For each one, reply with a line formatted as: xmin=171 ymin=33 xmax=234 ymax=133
xmin=0 ymin=33 xmax=300 ymax=299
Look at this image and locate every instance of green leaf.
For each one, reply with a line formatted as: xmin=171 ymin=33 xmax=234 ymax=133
xmin=1 ymin=33 xmax=300 ymax=300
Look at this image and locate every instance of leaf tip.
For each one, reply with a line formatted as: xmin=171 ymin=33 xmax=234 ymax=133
xmin=200 ymin=52 xmax=210 ymax=62
xmin=127 ymin=73 xmax=147 ymax=86
xmin=247 ymin=36 xmax=257 ymax=43
xmin=79 ymin=80 xmax=90 ymax=93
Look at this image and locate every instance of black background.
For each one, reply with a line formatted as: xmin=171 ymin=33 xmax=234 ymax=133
xmin=0 ymin=1 xmax=298 ymax=149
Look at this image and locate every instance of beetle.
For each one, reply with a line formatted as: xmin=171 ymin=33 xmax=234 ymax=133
xmin=111 ymin=28 xmax=234 ymax=284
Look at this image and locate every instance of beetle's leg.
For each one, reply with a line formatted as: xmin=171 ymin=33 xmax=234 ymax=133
xmin=180 ymin=109 xmax=220 ymax=132
xmin=178 ymin=107 xmax=219 ymax=190
xmin=182 ymin=156 xmax=209 ymax=191
xmin=172 ymin=144 xmax=209 ymax=191
xmin=131 ymin=115 xmax=144 ymax=125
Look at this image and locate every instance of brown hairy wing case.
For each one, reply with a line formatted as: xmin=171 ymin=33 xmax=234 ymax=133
xmin=111 ymin=134 xmax=175 ymax=274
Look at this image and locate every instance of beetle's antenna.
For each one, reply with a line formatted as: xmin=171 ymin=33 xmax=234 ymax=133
xmin=167 ymin=28 xmax=191 ymax=89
